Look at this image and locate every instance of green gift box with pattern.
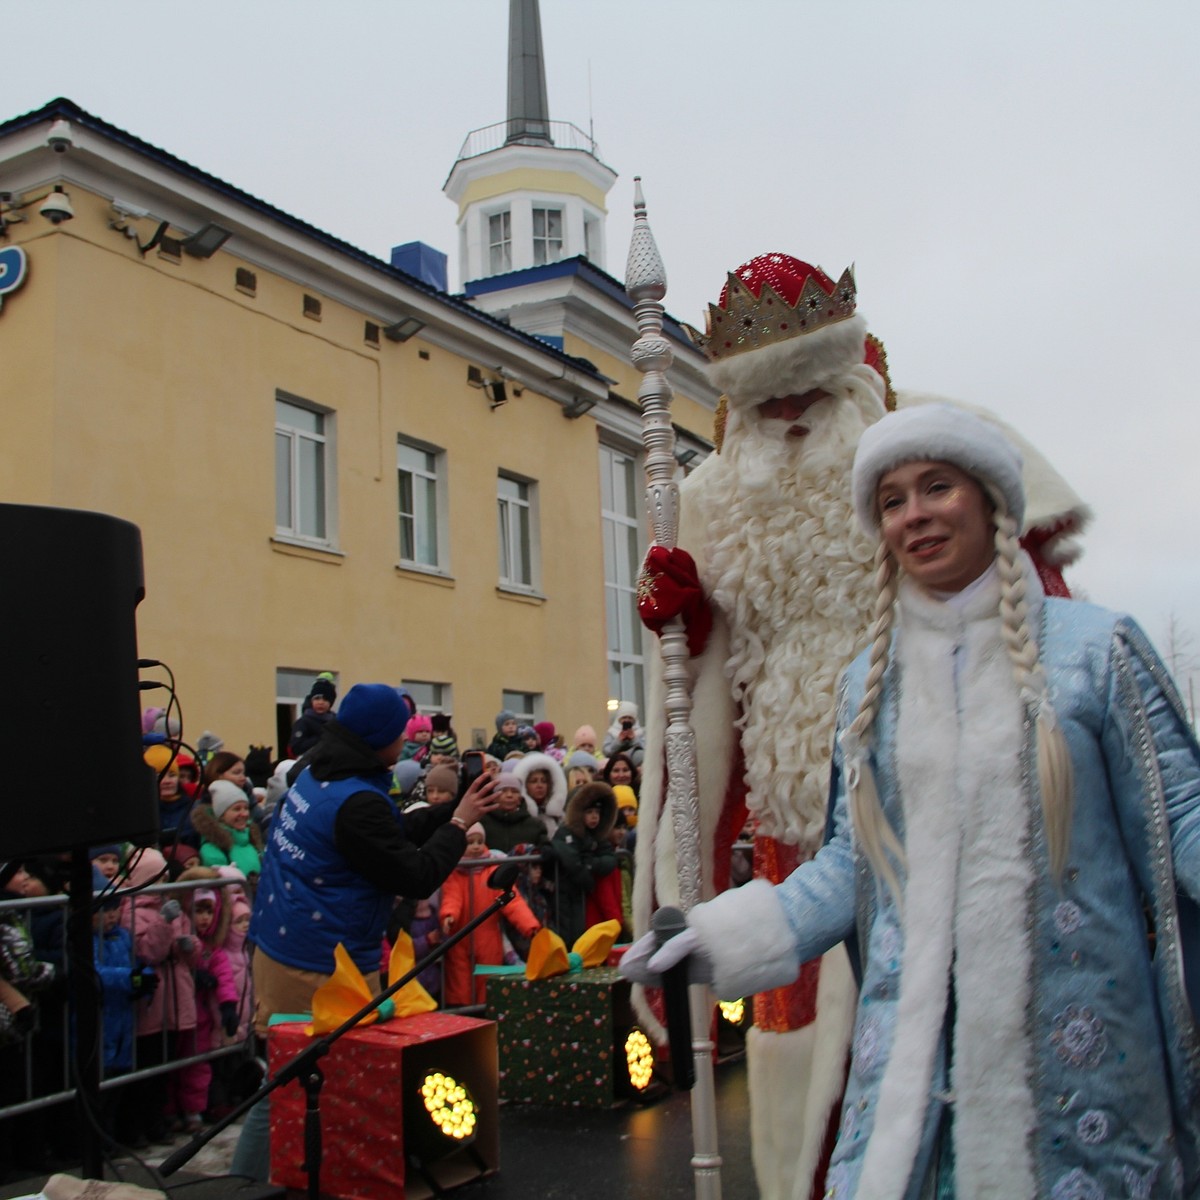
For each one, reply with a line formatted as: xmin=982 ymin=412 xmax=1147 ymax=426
xmin=485 ymin=966 xmax=638 ymax=1107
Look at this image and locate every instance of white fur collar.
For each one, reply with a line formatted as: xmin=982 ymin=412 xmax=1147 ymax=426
xmin=855 ymin=566 xmax=1036 ymax=1198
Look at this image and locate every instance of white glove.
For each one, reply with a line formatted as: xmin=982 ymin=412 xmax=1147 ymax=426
xmin=619 ymin=926 xmax=711 ymax=986
xmin=619 ymin=930 xmax=662 ymax=985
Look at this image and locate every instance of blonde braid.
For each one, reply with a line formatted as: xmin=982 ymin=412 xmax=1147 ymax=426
xmin=991 ymin=488 xmax=1075 ymax=880
xmin=843 ymin=540 xmax=907 ymax=908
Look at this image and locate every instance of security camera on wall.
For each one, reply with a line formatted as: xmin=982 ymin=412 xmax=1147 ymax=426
xmin=46 ymin=119 xmax=73 ymax=153
xmin=39 ymin=187 xmax=74 ymax=224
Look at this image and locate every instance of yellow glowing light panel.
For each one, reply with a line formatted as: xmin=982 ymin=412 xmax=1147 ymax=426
xmin=420 ymin=1072 xmax=477 ymax=1140
xmin=624 ymin=1029 xmax=654 ymax=1092
xmin=718 ymin=998 xmax=746 ymax=1026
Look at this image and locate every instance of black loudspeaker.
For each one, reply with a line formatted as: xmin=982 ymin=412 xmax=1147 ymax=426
xmin=0 ymin=503 xmax=157 ymax=858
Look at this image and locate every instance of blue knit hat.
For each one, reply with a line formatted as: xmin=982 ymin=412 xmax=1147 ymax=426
xmin=495 ymin=709 xmax=517 ymax=731
xmin=338 ymin=684 xmax=413 ymax=749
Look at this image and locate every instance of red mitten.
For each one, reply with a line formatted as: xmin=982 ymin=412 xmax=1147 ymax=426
xmin=636 ymin=545 xmax=713 ymax=656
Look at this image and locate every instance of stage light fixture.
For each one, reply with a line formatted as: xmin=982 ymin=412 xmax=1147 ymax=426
xmin=419 ymin=1071 xmax=478 ymax=1143
xmin=181 ymin=222 xmax=232 ymax=258
xmin=624 ymin=1027 xmax=654 ymax=1092
xmin=718 ymin=997 xmax=747 ymax=1027
xmin=383 ymin=314 xmax=426 ymax=342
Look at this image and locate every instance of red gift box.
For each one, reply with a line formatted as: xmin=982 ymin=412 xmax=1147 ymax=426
xmin=269 ymin=1012 xmax=498 ymax=1200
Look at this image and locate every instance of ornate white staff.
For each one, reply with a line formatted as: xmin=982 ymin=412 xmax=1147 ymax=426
xmin=625 ymin=177 xmax=722 ymax=1200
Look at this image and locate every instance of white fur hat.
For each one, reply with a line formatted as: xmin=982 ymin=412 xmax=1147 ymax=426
xmin=852 ymin=403 xmax=1025 ymax=534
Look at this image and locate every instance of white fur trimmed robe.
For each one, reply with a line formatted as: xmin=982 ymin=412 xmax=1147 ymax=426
xmin=686 ymin=566 xmax=1200 ymax=1199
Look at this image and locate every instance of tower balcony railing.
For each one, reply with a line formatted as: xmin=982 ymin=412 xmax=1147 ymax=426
xmin=453 ymin=118 xmax=607 ymax=165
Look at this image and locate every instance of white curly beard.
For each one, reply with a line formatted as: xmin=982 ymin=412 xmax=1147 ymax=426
xmin=694 ymin=365 xmax=887 ymax=848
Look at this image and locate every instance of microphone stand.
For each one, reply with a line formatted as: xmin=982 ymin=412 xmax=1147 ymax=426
xmin=159 ymin=864 xmax=522 ymax=1200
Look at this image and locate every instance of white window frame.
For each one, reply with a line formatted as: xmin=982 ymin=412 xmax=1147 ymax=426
xmin=397 ymin=437 xmax=448 ymax=572
xmin=502 ymin=690 xmax=542 ymax=726
xmin=600 ymin=444 xmax=646 ymax=715
xmin=497 ymin=471 xmax=540 ymax=592
xmin=402 ymin=679 xmax=452 ymax=717
xmin=532 ymin=205 xmax=563 ymax=266
xmin=488 ymin=209 xmax=512 ymax=275
xmin=275 ymin=392 xmax=337 ymax=546
xmin=583 ymin=213 xmax=600 ymax=263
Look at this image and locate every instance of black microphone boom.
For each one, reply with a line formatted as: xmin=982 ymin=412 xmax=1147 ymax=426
xmin=651 ymin=906 xmax=695 ymax=1091
xmin=487 ymin=861 xmax=521 ymax=891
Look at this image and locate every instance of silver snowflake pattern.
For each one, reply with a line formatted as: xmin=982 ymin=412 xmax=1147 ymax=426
xmin=1075 ymin=1110 xmax=1109 ymax=1145
xmin=878 ymin=926 xmax=902 ymax=971
xmin=1051 ymin=1005 xmax=1108 ymax=1069
xmin=853 ymin=1015 xmax=884 ymax=1078
xmin=1051 ymin=1167 xmax=1105 ymax=1200
xmin=823 ymin=1163 xmax=852 ymax=1198
xmin=840 ymin=1104 xmax=858 ymax=1142
xmin=1055 ymin=901 xmax=1084 ymax=935
xmin=1123 ymin=1164 xmax=1158 ymax=1200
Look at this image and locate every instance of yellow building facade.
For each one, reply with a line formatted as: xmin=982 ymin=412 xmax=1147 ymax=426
xmin=0 ymin=100 xmax=716 ymax=754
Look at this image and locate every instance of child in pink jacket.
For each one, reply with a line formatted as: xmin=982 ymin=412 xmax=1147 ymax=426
xmin=174 ymin=886 xmax=239 ymax=1131
xmin=121 ymin=847 xmax=200 ymax=1144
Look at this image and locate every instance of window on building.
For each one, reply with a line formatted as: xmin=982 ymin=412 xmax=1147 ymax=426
xmin=497 ymin=472 xmax=538 ymax=590
xmin=275 ymin=394 xmax=333 ymax=542
xmin=488 ymin=210 xmax=512 ymax=274
xmin=532 ymin=207 xmax=563 ymax=265
xmin=276 ymin=667 xmax=337 ymax=758
xmin=583 ymin=214 xmax=600 ymax=263
xmin=502 ymin=690 xmax=542 ymax=726
xmin=402 ymin=679 xmax=452 ymax=716
xmin=600 ymin=445 xmax=646 ymax=714
xmin=397 ymin=438 xmax=445 ymax=569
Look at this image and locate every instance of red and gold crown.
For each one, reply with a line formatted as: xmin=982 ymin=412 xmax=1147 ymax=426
xmin=700 ymin=253 xmax=869 ymax=406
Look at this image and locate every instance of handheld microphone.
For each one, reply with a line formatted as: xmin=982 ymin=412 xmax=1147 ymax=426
xmin=652 ymin=906 xmax=695 ymax=1090
xmin=488 ymin=861 xmax=521 ymax=892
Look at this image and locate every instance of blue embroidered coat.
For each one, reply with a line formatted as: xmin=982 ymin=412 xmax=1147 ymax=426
xmin=690 ymin=594 xmax=1200 ymax=1199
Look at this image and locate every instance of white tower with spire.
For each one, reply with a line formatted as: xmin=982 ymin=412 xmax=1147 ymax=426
xmin=444 ymin=0 xmax=616 ymax=289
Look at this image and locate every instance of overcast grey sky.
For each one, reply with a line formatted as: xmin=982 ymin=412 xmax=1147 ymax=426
xmin=9 ymin=1 xmax=1200 ymax=696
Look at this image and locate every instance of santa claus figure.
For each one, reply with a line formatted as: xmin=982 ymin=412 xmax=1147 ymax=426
xmin=632 ymin=253 xmax=1088 ymax=1200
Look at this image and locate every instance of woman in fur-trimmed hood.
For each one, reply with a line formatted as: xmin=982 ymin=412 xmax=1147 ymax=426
xmin=511 ymin=751 xmax=568 ymax=837
xmin=625 ymin=405 xmax=1200 ymax=1199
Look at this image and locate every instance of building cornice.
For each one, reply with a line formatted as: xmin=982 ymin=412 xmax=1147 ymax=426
xmin=0 ymin=99 xmax=609 ymax=411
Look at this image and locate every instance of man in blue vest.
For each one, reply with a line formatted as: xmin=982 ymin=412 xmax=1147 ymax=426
xmin=233 ymin=682 xmax=497 ymax=1179
xmin=251 ymin=680 xmax=497 ymax=1016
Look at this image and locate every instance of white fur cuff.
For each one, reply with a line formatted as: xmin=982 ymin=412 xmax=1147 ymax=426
xmin=688 ymin=879 xmax=801 ymax=999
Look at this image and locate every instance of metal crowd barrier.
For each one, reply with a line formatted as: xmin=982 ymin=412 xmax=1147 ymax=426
xmin=0 ymin=871 xmax=257 ymax=1124
xmin=1 ymin=837 xmax=746 ymax=1120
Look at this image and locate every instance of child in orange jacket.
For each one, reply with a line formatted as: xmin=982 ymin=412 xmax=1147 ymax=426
xmin=439 ymin=826 xmax=540 ymax=1007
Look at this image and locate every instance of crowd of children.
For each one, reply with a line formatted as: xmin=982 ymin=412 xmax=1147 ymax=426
xmin=380 ymin=706 xmax=646 ymax=1000
xmin=0 ymin=681 xmax=674 ymax=1178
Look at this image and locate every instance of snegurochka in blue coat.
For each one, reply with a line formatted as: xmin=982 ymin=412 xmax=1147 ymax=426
xmin=626 ymin=406 xmax=1200 ymax=1199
